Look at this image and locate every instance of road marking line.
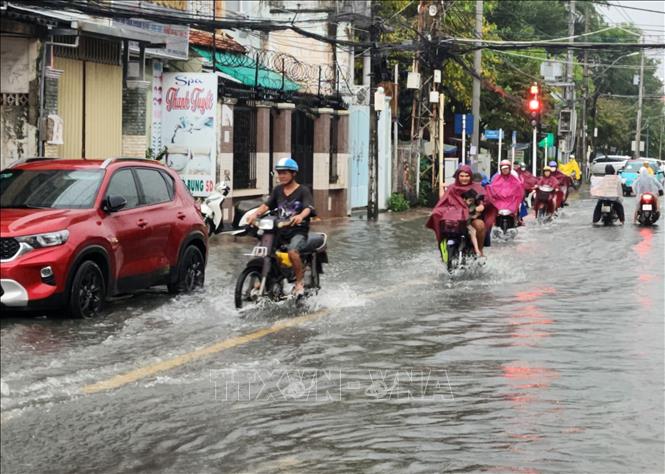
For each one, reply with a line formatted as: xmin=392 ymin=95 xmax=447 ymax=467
xmin=81 ymin=309 xmax=329 ymax=394
xmin=81 ymin=277 xmax=434 ymax=395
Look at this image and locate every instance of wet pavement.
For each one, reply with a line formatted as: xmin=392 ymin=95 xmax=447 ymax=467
xmin=1 ymin=189 xmax=663 ymax=473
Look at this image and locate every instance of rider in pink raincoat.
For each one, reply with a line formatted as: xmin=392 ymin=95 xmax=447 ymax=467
xmin=488 ymin=160 xmax=524 ymax=215
xmin=513 ymin=162 xmax=538 ymax=192
xmin=427 ymin=165 xmax=496 ymax=253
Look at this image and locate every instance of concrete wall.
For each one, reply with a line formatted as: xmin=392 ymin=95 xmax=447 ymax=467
xmin=0 ymin=36 xmax=40 ymax=168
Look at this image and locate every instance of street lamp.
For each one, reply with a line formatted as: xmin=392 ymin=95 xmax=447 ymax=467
xmin=593 ymin=51 xmax=639 ymax=77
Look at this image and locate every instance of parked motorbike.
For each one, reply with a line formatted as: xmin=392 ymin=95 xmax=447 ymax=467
xmin=232 ymin=198 xmax=264 ymax=229
xmin=597 ymin=199 xmax=619 ymax=226
xmin=534 ymin=185 xmax=555 ymax=223
xmin=492 ymin=209 xmax=518 ymax=240
xmin=636 ymin=192 xmax=660 ymax=226
xmin=233 ymin=210 xmax=328 ymax=309
xmin=438 ymin=220 xmax=476 ymax=273
xmin=201 ymin=181 xmax=230 ymax=235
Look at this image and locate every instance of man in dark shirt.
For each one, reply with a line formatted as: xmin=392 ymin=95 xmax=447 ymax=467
xmin=247 ymin=157 xmax=314 ymax=296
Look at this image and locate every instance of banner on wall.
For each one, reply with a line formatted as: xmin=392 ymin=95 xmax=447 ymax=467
xmin=151 ymin=61 xmax=163 ymax=154
xmin=161 ymin=72 xmax=217 ymax=196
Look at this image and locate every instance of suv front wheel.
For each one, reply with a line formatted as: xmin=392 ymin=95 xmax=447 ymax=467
xmin=69 ymin=260 xmax=106 ymax=318
xmin=168 ymin=245 xmax=205 ymax=294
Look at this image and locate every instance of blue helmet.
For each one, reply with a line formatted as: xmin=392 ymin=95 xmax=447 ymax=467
xmin=275 ymin=157 xmax=299 ymax=172
xmin=548 ymin=161 xmax=558 ymax=168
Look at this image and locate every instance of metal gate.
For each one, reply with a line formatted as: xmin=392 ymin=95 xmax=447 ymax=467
xmin=291 ymin=109 xmax=314 ymax=190
xmin=349 ymin=105 xmax=369 ymax=208
xmin=233 ymin=106 xmax=257 ymax=189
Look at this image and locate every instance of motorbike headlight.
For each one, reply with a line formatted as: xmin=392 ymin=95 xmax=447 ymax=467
xmin=16 ymin=230 xmax=69 ymax=249
xmin=258 ymin=218 xmax=274 ymax=230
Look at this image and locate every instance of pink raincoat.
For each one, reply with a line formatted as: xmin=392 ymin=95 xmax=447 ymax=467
xmin=426 ymin=165 xmax=495 ymax=242
xmin=515 ymin=168 xmax=538 ymax=192
xmin=487 ymin=172 xmax=524 ymax=214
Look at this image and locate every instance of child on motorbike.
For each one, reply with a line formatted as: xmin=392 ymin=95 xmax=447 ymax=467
xmin=462 ymin=189 xmax=483 ymax=257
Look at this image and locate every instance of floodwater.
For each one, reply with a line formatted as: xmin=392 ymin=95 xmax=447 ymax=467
xmin=1 ymin=190 xmax=663 ymax=473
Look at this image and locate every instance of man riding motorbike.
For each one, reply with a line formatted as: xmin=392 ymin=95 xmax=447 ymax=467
xmin=512 ymin=162 xmax=537 ymax=221
xmin=535 ymin=166 xmax=560 ymax=215
xmin=590 ymin=164 xmax=625 ymax=225
xmin=549 ymin=160 xmax=573 ymax=206
xmin=560 ymin=155 xmax=582 ymax=182
xmin=632 ymin=167 xmax=663 ymax=224
xmin=246 ymin=157 xmax=314 ymax=296
xmin=488 ymin=160 xmax=525 ymax=226
xmin=513 ymin=162 xmax=538 ymax=193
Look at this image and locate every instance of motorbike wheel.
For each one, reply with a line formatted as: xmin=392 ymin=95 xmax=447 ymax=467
xmin=308 ymin=259 xmax=320 ymax=290
xmin=235 ymin=265 xmax=263 ymax=309
xmin=446 ymin=244 xmax=458 ymax=273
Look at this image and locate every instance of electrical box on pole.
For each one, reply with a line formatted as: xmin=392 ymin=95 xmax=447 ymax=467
xmin=558 ymin=109 xmax=572 ymax=134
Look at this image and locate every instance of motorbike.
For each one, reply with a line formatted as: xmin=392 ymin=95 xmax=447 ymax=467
xmin=492 ymin=209 xmax=518 ymax=240
xmin=200 ymin=181 xmax=230 ymax=235
xmin=233 ymin=210 xmax=328 ymax=309
xmin=534 ymin=185 xmax=555 ymax=223
xmin=597 ymin=199 xmax=619 ymax=226
xmin=438 ymin=220 xmax=476 ymax=274
xmin=636 ymin=192 xmax=660 ymax=226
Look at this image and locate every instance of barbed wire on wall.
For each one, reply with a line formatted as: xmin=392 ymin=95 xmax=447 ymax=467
xmin=212 ymin=44 xmax=343 ymax=96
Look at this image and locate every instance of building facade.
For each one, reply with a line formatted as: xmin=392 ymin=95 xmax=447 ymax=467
xmin=1 ymin=0 xmax=368 ymax=218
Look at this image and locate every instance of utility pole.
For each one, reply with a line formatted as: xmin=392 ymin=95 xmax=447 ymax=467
xmin=579 ymin=2 xmax=589 ymax=179
xmin=471 ymin=0 xmax=483 ymax=164
xmin=658 ymin=115 xmax=665 ymax=160
xmin=367 ymin=0 xmax=380 ymax=220
xmin=438 ymin=93 xmax=445 ymax=194
xmin=393 ymin=62 xmax=399 ymax=193
xmin=409 ymin=1 xmax=426 ymax=140
xmin=410 ymin=1 xmax=426 ymax=202
xmin=634 ymin=35 xmax=645 ymax=160
xmin=565 ymin=0 xmax=576 ymax=162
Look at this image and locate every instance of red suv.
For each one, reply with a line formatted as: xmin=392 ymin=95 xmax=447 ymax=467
xmin=0 ymin=158 xmax=207 ymax=318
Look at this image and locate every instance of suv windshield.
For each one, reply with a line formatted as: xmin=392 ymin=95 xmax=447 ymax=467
xmin=0 ymin=169 xmax=104 ymax=209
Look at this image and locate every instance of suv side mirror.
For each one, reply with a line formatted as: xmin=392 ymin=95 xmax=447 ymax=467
xmin=104 ymin=195 xmax=127 ymax=213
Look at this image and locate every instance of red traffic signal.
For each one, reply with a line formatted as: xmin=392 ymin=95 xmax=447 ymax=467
xmin=527 ymin=82 xmax=542 ymax=126
xmin=528 ymin=98 xmax=541 ymax=112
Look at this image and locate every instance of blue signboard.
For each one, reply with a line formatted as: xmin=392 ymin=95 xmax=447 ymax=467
xmin=485 ymin=129 xmax=503 ymax=140
xmin=454 ymin=113 xmax=474 ymax=136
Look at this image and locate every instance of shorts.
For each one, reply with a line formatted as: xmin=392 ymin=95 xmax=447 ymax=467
xmin=285 ymin=233 xmax=307 ymax=253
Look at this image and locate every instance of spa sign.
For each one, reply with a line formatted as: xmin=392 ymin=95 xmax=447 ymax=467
xmin=161 ymin=73 xmax=217 ymax=196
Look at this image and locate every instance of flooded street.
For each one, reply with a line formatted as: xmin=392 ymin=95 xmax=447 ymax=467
xmin=1 ymin=191 xmax=663 ymax=473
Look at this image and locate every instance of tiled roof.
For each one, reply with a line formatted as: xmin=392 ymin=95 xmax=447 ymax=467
xmin=189 ymin=29 xmax=245 ymax=54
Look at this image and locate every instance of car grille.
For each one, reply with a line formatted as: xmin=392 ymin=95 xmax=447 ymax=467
xmin=1 ymin=238 xmax=20 ymax=260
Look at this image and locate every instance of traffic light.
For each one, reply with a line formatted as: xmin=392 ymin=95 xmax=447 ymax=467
xmin=527 ymin=82 xmax=541 ymax=128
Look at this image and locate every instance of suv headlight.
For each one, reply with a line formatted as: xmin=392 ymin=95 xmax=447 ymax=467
xmin=16 ymin=230 xmax=70 ymax=249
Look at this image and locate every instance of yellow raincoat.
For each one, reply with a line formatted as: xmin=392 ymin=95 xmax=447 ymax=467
xmin=560 ymin=159 xmax=581 ymax=180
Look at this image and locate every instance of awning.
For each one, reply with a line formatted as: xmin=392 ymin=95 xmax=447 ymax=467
xmin=192 ymin=46 xmax=300 ymax=92
xmin=6 ymin=4 xmax=167 ymax=46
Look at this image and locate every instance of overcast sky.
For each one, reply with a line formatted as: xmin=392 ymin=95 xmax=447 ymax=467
xmin=596 ymin=0 xmax=665 ymax=83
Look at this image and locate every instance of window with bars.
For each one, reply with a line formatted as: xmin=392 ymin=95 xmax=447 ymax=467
xmin=54 ymin=37 xmax=121 ymax=66
xmin=329 ymin=114 xmax=339 ymax=184
xmin=233 ymin=106 xmax=257 ymax=189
